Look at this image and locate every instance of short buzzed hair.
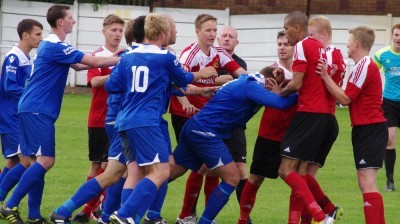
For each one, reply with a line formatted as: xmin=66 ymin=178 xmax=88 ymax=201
xmin=103 ymin=14 xmax=125 ymax=28
xmin=17 ymin=19 xmax=43 ymax=40
xmin=195 ymin=14 xmax=217 ymax=30
xmin=391 ymin=23 xmax=400 ymax=34
xmin=144 ymin=13 xmax=170 ymax=41
xmin=349 ymin=26 xmax=375 ymax=52
xmin=285 ymin=11 xmax=309 ymax=32
xmin=308 ymin=16 xmax=332 ymax=38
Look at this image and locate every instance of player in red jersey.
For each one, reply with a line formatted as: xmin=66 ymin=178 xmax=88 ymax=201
xmin=73 ymin=14 xmax=125 ymax=223
xmin=238 ymin=30 xmax=296 ymax=224
xmin=278 ymin=11 xmax=333 ymax=223
xmin=293 ymin=16 xmax=346 ymax=224
xmin=317 ymin=25 xmax=387 ymax=224
xmin=170 ymin=14 xmax=247 ymax=224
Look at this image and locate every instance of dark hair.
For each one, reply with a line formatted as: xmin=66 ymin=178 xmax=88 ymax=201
xmin=17 ymin=19 xmax=43 ymax=40
xmin=133 ymin=15 xmax=146 ymax=43
xmin=47 ymin=4 xmax=70 ymax=28
xmin=277 ymin=30 xmax=285 ymax=39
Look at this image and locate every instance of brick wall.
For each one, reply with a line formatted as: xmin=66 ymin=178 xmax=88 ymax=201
xmin=153 ymin=0 xmax=400 ymax=16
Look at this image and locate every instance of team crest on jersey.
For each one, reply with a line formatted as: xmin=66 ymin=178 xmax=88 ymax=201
xmin=213 ymin=58 xmax=220 ymax=70
xmin=8 ymin=56 xmax=15 ymax=63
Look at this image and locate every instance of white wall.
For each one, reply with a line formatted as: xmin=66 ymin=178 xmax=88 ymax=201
xmin=0 ymin=0 xmax=396 ymax=86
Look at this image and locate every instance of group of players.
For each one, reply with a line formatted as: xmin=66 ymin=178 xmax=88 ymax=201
xmin=0 ymin=3 xmax=398 ymax=224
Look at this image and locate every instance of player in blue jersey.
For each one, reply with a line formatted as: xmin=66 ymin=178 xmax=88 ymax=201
xmin=0 ymin=19 xmax=43 ymax=223
xmin=107 ymin=13 xmax=217 ymax=224
xmin=373 ymin=23 xmax=400 ymax=192
xmin=0 ymin=5 xmax=121 ymax=224
xmin=168 ymin=73 xmax=297 ymax=224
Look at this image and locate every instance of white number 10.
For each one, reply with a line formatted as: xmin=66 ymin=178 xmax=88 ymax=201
xmin=131 ymin=66 xmax=149 ymax=92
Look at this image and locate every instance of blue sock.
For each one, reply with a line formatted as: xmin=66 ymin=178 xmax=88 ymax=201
xmin=57 ymin=178 xmax=103 ymax=218
xmin=6 ymin=163 xmax=46 ymax=209
xmin=198 ymin=181 xmax=235 ymax=224
xmin=147 ymin=180 xmax=168 ymax=220
xmin=28 ymin=178 xmax=44 ymax=219
xmin=121 ymin=188 xmax=133 ymax=205
xmin=0 ymin=166 xmax=10 ymax=185
xmin=117 ymin=178 xmax=157 ymax=221
xmin=0 ymin=163 xmax=26 ymax=201
xmin=101 ymin=177 xmax=125 ymax=222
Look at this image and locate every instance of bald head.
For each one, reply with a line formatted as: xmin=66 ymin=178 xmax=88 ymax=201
xmin=162 ymin=14 xmax=177 ymax=45
xmin=283 ymin=11 xmax=309 ymax=46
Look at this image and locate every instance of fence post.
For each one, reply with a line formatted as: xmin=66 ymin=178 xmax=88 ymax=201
xmin=69 ymin=0 xmax=79 ymax=87
xmin=385 ymin=13 xmax=393 ymax=46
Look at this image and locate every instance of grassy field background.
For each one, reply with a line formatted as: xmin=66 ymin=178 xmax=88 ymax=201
xmin=4 ymin=94 xmax=400 ymax=223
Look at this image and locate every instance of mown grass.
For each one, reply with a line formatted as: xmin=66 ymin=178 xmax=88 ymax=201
xmin=3 ymin=94 xmax=400 ymax=223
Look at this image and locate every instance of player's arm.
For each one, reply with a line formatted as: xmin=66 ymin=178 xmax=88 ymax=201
xmin=90 ymin=75 xmax=110 ymax=88
xmin=215 ymin=75 xmax=233 ymax=85
xmin=176 ymin=96 xmax=199 ymax=115
xmin=316 ymin=59 xmax=352 ymax=105
xmin=73 ymin=55 xmax=120 ymax=71
xmin=247 ymin=81 xmax=297 ymax=109
xmin=279 ymin=71 xmax=304 ymax=96
xmin=232 ymin=67 xmax=248 ymax=78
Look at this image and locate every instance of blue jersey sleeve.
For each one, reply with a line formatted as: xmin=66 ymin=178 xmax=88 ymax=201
xmin=171 ymin=85 xmax=186 ymax=96
xmin=247 ymin=81 xmax=298 ymax=109
xmin=1 ymin=55 xmax=25 ymax=98
xmin=105 ymin=60 xmax=124 ymax=94
xmin=166 ymin=52 xmax=194 ymax=87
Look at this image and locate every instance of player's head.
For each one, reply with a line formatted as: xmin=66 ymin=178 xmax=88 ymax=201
xmin=144 ymin=13 xmax=170 ymax=47
xmin=130 ymin=16 xmax=146 ymax=44
xmin=163 ymin=14 xmax=177 ymax=45
xmin=195 ymin=14 xmax=217 ymax=48
xmin=124 ymin=19 xmax=135 ymax=46
xmin=217 ymin=26 xmax=239 ymax=55
xmin=308 ymin=16 xmax=332 ymax=46
xmin=391 ymin=24 xmax=400 ymax=49
xmin=277 ymin=30 xmax=293 ymax=62
xmin=47 ymin=4 xmax=75 ymax=33
xmin=17 ymin=19 xmax=43 ymax=48
xmin=283 ymin=11 xmax=308 ymax=46
xmin=102 ymin=14 xmax=125 ymax=48
xmin=258 ymin=66 xmax=285 ymax=84
xmin=347 ymin=26 xmax=375 ymax=58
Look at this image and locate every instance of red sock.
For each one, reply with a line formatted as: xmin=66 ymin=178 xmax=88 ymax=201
xmin=306 ymin=174 xmax=335 ymax=214
xmin=363 ymin=192 xmax=383 ymax=224
xmin=288 ymin=191 xmax=302 ymax=224
xmin=379 ymin=193 xmax=385 ymax=224
xmin=238 ymin=180 xmax=260 ymax=223
xmin=204 ymin=175 xmax=219 ymax=205
xmin=82 ymin=168 xmax=105 ymax=216
xmin=179 ymin=171 xmax=204 ymax=218
xmin=284 ymin=172 xmax=325 ymax=222
xmin=300 ymin=175 xmax=312 ymax=224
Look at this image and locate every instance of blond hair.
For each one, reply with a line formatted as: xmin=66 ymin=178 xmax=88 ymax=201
xmin=308 ymin=16 xmax=332 ymax=38
xmin=348 ymin=26 xmax=375 ymax=52
xmin=144 ymin=13 xmax=170 ymax=41
xmin=194 ymin=14 xmax=217 ymax=30
xmin=103 ymin=14 xmax=125 ymax=27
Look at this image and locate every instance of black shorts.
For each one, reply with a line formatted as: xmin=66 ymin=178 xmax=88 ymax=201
xmin=352 ymin=122 xmax=388 ymax=169
xmin=250 ymin=136 xmax=281 ymax=179
xmin=171 ymin=114 xmax=189 ymax=143
xmin=382 ymin=98 xmax=400 ymax=128
xmin=88 ymin=127 xmax=109 ymax=162
xmin=223 ymin=126 xmax=247 ymax=163
xmin=280 ymin=112 xmax=338 ymax=167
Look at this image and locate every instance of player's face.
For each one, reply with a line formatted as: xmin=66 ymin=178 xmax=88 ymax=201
xmin=277 ymin=36 xmax=293 ymax=61
xmin=103 ymin=23 xmax=124 ymax=49
xmin=61 ymin=10 xmax=76 ymax=34
xmin=283 ymin=19 xmax=298 ymax=46
xmin=217 ymin=28 xmax=238 ymax=53
xmin=391 ymin=28 xmax=400 ymax=50
xmin=308 ymin=25 xmax=324 ymax=44
xmin=196 ymin=20 xmax=217 ymax=47
xmin=26 ymin=25 xmax=43 ymax=48
xmin=168 ymin=20 xmax=177 ymax=45
xmin=347 ymin=34 xmax=357 ymax=59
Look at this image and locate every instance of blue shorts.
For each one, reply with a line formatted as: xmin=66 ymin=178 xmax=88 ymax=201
xmin=124 ymin=126 xmax=169 ymax=166
xmin=107 ymin=127 xmax=126 ymax=165
xmin=1 ymin=133 xmax=20 ymax=158
xmin=19 ymin=112 xmax=55 ymax=157
xmin=160 ymin=118 xmax=172 ymax=155
xmin=105 ymin=121 xmax=116 ymax=140
xmin=173 ymin=119 xmax=234 ymax=172
xmin=120 ymin=132 xmax=134 ymax=164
